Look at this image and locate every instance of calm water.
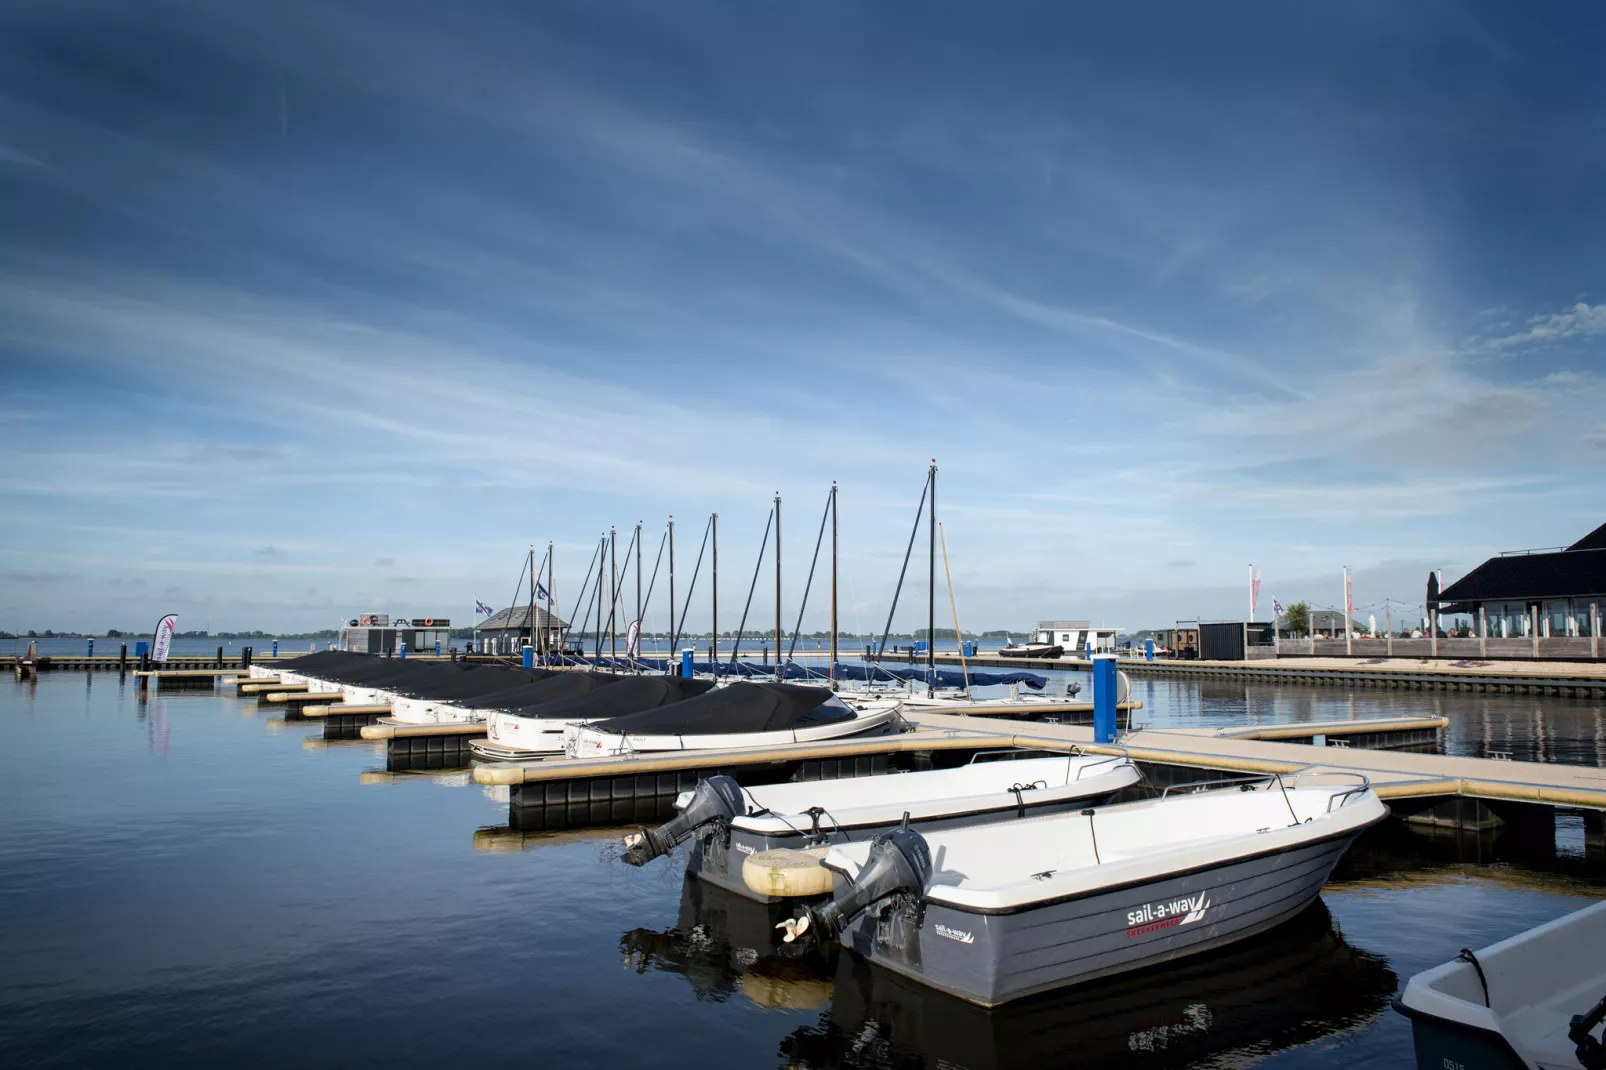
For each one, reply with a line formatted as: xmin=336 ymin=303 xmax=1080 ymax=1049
xmin=1 ymin=672 xmax=1602 ymax=1068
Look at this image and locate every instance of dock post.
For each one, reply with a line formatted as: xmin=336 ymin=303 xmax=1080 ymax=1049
xmin=521 ymin=644 xmax=533 ymax=669
xmin=399 ymin=641 xmax=407 ymax=660
xmin=681 ymin=648 xmax=693 ymax=678
xmin=272 ymin=638 xmax=279 ymax=658
xmin=119 ymin=643 xmax=128 ymax=672
xmin=1144 ymin=639 xmax=1154 ymax=661
xmin=87 ymin=637 xmax=93 ymax=658
xmin=1593 ymin=603 xmax=1600 ymax=661
xmin=1479 ymin=606 xmax=1488 ymax=658
xmin=1092 ymin=653 xmax=1118 ymax=744
xmin=216 ymin=646 xmax=223 ymax=668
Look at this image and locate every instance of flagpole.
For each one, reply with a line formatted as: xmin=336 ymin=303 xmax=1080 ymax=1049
xmin=1343 ymin=566 xmax=1353 ymax=657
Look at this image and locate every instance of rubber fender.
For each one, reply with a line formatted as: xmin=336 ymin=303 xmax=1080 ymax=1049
xmin=743 ymin=847 xmax=834 ymax=898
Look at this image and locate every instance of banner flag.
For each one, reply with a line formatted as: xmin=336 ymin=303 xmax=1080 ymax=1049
xmin=151 ymin=614 xmax=177 ymax=664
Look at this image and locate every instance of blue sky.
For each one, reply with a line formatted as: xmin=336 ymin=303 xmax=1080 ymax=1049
xmin=2 ymin=0 xmax=1604 ymax=635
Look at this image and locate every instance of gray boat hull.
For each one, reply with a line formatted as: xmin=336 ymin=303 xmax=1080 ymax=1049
xmin=687 ymin=787 xmax=1127 ymax=904
xmin=837 ymin=826 xmax=1369 ymax=1006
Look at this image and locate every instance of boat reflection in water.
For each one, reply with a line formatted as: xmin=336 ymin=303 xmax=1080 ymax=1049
xmin=620 ymin=877 xmax=836 ymax=1011
xmin=624 ymin=880 xmax=1396 ymax=1068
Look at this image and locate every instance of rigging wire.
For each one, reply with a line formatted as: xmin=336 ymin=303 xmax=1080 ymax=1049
xmin=728 ymin=506 xmax=774 ymax=670
xmin=786 ymin=485 xmax=835 ymax=672
xmin=672 ymin=515 xmax=712 ymax=655
xmin=874 ymin=469 xmax=932 ymax=669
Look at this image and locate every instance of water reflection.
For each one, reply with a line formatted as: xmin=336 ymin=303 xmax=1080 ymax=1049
xmin=782 ymin=901 xmax=1394 ymax=1070
xmin=1336 ymin=816 xmax=1606 ymax=891
xmin=620 ymin=877 xmax=833 ymax=1010
xmin=621 ymin=880 xmax=1396 ymax=1070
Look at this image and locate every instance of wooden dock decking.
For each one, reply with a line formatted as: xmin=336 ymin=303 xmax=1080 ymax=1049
xmin=466 ymin=709 xmax=1604 ymax=820
xmin=910 ymin=651 xmax=1606 ymax=695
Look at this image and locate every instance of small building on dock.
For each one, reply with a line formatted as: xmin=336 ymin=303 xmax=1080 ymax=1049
xmin=1032 ymin=620 xmax=1118 ymax=654
xmin=337 ymin=614 xmax=454 ymax=655
xmin=1199 ymin=621 xmax=1276 ymax=661
xmin=1438 ymin=522 xmax=1606 ymax=639
xmin=1152 ymin=626 xmax=1200 ymax=658
xmin=473 ymin=605 xmax=568 ymax=654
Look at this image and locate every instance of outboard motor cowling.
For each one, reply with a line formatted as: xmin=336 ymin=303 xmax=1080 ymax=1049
xmin=778 ymin=826 xmax=932 ymax=945
xmin=621 ymin=775 xmax=746 ymax=866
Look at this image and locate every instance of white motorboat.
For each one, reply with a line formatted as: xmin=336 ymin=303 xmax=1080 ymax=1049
xmin=621 ymin=751 xmax=1143 ymax=902
xmin=1395 ymin=898 xmax=1606 ymax=1070
xmin=468 ymin=676 xmax=718 ymax=760
xmin=565 ymin=681 xmax=904 ymax=759
xmin=776 ymin=771 xmax=1387 ymax=1006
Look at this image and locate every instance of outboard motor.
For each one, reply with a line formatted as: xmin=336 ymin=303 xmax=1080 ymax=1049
xmin=621 ymin=775 xmax=746 ymax=866
xmin=777 ymin=826 xmax=932 ymax=946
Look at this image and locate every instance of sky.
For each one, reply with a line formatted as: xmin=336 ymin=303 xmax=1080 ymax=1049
xmin=2 ymin=0 xmax=1604 ymax=636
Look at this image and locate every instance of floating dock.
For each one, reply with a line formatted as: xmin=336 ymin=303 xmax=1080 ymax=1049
xmin=359 ymin=720 xmax=484 ymax=758
xmin=467 ymin=708 xmax=1602 ymax=848
xmin=912 ymin=651 xmax=1606 ymax=696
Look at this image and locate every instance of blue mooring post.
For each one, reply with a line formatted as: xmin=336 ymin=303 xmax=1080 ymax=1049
xmin=521 ymin=645 xmax=533 ymax=669
xmin=87 ymin=638 xmax=94 ymax=657
xmin=435 ymin=640 xmax=441 ymax=657
xmin=1092 ymin=653 xmax=1118 ymax=744
xmin=1144 ymin=639 xmax=1154 ymax=662
xmin=681 ymin=648 xmax=694 ymax=678
xmin=272 ymin=638 xmax=279 ymax=658
xmin=399 ymin=640 xmax=407 ymax=660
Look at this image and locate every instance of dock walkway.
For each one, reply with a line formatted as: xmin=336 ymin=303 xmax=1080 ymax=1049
xmin=468 ymin=709 xmax=1604 ymax=826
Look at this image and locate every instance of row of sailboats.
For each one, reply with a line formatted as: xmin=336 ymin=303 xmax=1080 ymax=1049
xmin=264 ymin=464 xmax=1078 ymax=759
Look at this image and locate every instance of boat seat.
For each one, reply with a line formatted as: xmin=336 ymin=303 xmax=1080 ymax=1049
xmin=1504 ymin=977 xmax=1606 ymax=1068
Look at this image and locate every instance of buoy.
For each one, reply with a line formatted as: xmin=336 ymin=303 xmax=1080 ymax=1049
xmin=742 ymin=846 xmax=835 ymax=899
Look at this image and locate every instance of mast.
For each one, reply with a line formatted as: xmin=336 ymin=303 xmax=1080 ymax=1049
xmin=610 ymin=526 xmax=619 ymax=662
xmin=595 ymin=534 xmax=604 ymax=664
xmin=547 ymin=540 xmax=555 ymax=658
xmin=635 ymin=521 xmax=643 ymax=668
xmin=830 ymin=482 xmax=838 ymax=685
xmin=774 ymin=492 xmax=782 ymax=676
xmin=527 ymin=545 xmax=536 ymax=659
xmin=711 ymin=512 xmax=719 ymax=671
xmin=667 ymin=516 xmax=677 ymax=658
xmin=928 ymin=459 xmax=937 ymax=696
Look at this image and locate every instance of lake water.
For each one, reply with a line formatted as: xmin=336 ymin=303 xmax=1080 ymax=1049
xmin=1 ymin=670 xmax=1602 ymax=1068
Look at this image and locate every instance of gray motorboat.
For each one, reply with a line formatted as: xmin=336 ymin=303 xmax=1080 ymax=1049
xmin=777 ymin=771 xmax=1387 ymax=1006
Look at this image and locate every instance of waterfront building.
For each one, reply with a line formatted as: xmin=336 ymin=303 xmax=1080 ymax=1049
xmin=1438 ymin=522 xmax=1606 ymax=639
xmin=1031 ymin=620 xmax=1118 ymax=653
xmin=338 ymin=614 xmax=454 ymax=655
xmin=473 ymin=605 xmax=569 ymax=653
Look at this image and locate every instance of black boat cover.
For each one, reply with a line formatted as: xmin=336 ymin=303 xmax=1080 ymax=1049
xmin=387 ymin=665 xmax=554 ymax=700
xmin=586 ymin=682 xmax=852 ymax=736
xmin=508 ymin=676 xmax=716 ymax=721
xmin=491 ymin=672 xmax=626 ymax=713
xmin=313 ymin=660 xmax=453 ymax=686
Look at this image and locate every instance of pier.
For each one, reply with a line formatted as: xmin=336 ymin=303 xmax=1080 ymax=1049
xmin=914 ymin=651 xmax=1606 ymax=696
xmin=466 ymin=708 xmax=1602 ymax=849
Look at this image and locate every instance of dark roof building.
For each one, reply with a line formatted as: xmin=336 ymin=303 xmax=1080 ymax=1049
xmin=472 ymin=605 xmax=569 ymax=652
xmin=1438 ymin=523 xmax=1606 ymax=638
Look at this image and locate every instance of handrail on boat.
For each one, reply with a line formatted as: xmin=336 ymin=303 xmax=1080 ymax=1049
xmin=1159 ymin=769 xmax=1372 ymax=817
xmin=966 ymin=745 xmax=1088 ymax=764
